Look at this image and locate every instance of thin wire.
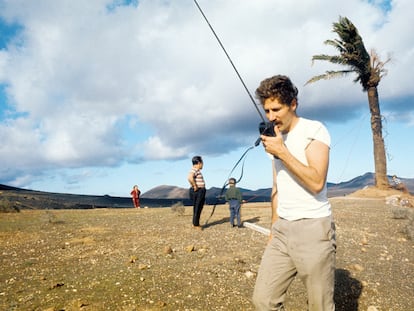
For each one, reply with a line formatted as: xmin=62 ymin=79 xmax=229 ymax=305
xmin=381 ymin=114 xmax=393 ymax=162
xmin=205 ymin=144 xmax=256 ymax=225
xmin=333 ymin=113 xmax=369 ymax=182
xmin=193 ymin=0 xmax=265 ymax=122
xmin=225 ymin=146 xmax=255 ymax=184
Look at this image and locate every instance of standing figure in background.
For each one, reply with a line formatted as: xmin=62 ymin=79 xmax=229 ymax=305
xmin=224 ymin=177 xmax=243 ymax=228
xmin=252 ymin=75 xmax=336 ymax=311
xmin=187 ymin=156 xmax=206 ymax=230
xmin=130 ymin=185 xmax=141 ymax=208
xmin=391 ymin=175 xmax=409 ymax=193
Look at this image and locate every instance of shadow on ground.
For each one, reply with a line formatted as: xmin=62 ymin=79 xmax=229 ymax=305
xmin=334 ymin=268 xmax=362 ymax=311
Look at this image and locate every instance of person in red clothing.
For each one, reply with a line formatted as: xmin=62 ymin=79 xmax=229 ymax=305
xmin=130 ymin=185 xmax=141 ymax=208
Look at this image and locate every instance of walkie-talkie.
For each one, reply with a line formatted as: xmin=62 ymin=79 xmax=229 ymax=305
xmin=259 ymin=121 xmax=276 ymax=137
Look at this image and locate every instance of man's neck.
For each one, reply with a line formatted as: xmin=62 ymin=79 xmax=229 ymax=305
xmin=286 ymin=115 xmax=300 ymax=133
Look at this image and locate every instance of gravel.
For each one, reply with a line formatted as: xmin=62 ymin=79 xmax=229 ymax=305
xmin=0 ymin=191 xmax=413 ymax=310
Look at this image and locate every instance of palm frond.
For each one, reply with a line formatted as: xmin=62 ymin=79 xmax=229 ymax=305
xmin=307 ymin=16 xmax=388 ymax=89
xmin=370 ymin=49 xmax=390 ymax=79
xmin=311 ymin=54 xmax=349 ymax=66
xmin=305 ymin=70 xmax=352 ymax=85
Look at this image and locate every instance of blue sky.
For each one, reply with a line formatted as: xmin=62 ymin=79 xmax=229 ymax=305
xmin=0 ymin=0 xmax=413 ymax=196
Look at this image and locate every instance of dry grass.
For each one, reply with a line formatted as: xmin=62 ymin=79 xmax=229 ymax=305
xmin=0 ymin=193 xmax=413 ymax=310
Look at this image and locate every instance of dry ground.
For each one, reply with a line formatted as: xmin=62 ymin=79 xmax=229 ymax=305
xmin=0 ymin=190 xmax=413 ymax=311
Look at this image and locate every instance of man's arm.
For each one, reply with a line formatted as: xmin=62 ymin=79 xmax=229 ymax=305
xmin=224 ymin=189 xmax=229 ymax=201
xmin=262 ymin=127 xmax=329 ymax=194
xmin=187 ymin=171 xmax=197 ymax=190
xmin=236 ymin=188 xmax=243 ymax=202
xmin=266 ymin=158 xmax=278 ymax=242
xmin=270 ymin=157 xmax=278 ymax=225
xmin=281 ymin=139 xmax=329 ymax=194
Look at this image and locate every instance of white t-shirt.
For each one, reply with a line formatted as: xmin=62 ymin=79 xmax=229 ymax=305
xmin=274 ymin=117 xmax=331 ymax=221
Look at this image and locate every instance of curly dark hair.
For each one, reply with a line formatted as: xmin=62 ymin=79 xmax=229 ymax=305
xmin=192 ymin=156 xmax=203 ymax=165
xmin=255 ymin=75 xmax=298 ymax=107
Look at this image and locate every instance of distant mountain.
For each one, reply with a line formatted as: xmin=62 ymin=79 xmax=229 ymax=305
xmin=0 ymin=185 xmax=195 ymax=209
xmin=142 ymin=172 xmax=414 ymax=200
xmin=328 ymin=172 xmax=414 ymax=197
xmin=327 ymin=172 xmax=376 ymax=197
xmin=0 ymin=184 xmax=22 ymax=191
xmin=142 ymin=185 xmax=272 ymax=203
xmin=141 ymin=185 xmax=189 ymax=199
xmin=1 ymin=173 xmax=412 ymax=210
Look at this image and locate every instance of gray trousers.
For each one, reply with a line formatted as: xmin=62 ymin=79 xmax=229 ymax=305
xmin=253 ymin=216 xmax=336 ymax=311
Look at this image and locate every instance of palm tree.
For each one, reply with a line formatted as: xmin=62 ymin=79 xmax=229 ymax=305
xmin=307 ymin=16 xmax=390 ymax=189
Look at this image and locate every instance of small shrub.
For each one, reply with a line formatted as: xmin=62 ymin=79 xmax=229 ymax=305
xmin=406 ymin=209 xmax=414 ymax=240
xmin=171 ymin=202 xmax=185 ymax=215
xmin=391 ymin=206 xmax=414 ymax=240
xmin=0 ymin=198 xmax=20 ymax=213
xmin=391 ymin=206 xmax=409 ymax=219
xmin=44 ymin=210 xmax=65 ymax=224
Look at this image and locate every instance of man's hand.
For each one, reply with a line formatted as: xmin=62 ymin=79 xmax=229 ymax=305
xmin=261 ymin=126 xmax=285 ymax=158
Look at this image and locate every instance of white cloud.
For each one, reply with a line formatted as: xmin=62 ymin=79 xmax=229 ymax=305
xmin=0 ymin=0 xmax=413 ymax=188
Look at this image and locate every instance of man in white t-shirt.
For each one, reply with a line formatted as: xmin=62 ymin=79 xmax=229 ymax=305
xmin=252 ymin=75 xmax=336 ymax=311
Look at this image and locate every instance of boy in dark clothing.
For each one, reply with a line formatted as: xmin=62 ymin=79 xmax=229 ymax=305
xmin=187 ymin=156 xmax=206 ymax=230
xmin=224 ymin=178 xmax=243 ymax=228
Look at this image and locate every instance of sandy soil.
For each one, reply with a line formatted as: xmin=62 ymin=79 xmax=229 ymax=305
xmin=0 ymin=189 xmax=413 ymax=310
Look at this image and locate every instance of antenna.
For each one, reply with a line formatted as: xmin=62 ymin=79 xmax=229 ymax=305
xmin=193 ymin=0 xmax=266 ymax=122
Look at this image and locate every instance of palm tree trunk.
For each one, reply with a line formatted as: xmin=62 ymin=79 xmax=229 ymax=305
xmin=367 ymin=86 xmax=388 ymax=189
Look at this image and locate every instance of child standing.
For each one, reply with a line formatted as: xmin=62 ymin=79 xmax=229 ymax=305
xmin=130 ymin=185 xmax=141 ymax=208
xmin=224 ymin=178 xmax=243 ymax=228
